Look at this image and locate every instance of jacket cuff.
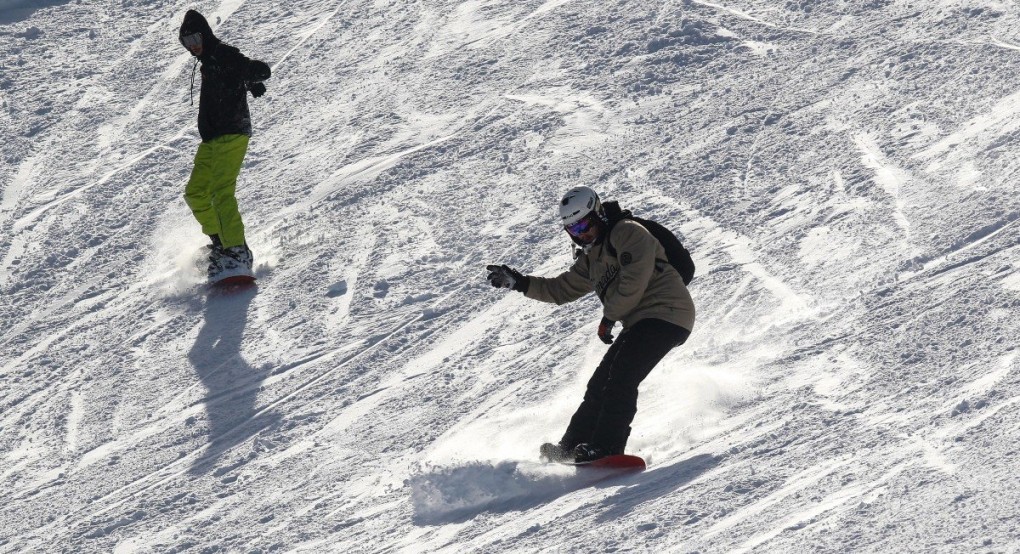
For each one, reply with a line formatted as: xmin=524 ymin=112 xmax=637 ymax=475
xmin=512 ymin=275 xmax=530 ymax=294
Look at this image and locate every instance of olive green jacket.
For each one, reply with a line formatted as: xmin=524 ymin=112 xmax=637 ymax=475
xmin=525 ymin=220 xmax=696 ymax=331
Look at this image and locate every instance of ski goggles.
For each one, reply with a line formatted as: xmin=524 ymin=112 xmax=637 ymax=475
xmin=564 ymin=212 xmax=598 ymax=238
xmin=181 ymin=32 xmax=203 ymax=49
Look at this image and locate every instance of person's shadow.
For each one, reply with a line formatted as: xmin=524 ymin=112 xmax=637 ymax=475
xmin=1 ymin=1 xmax=72 ymax=24
xmin=187 ymin=286 xmax=276 ymax=475
xmin=595 ymin=453 xmax=721 ymax=522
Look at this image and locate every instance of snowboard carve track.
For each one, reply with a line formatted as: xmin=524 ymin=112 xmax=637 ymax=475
xmin=688 ymin=0 xmax=819 ymax=35
xmin=12 ymin=141 xmax=184 ymax=233
xmin=33 ymin=297 xmax=466 ymax=533
xmin=10 ymin=295 xmax=424 ymax=535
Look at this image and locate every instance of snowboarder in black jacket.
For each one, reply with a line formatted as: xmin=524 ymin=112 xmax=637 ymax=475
xmin=179 ymin=10 xmax=271 ymax=281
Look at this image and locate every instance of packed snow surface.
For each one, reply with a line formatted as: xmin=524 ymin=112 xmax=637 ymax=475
xmin=3 ymin=0 xmax=1020 ymax=552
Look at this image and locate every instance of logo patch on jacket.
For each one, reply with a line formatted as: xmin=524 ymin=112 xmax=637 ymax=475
xmin=620 ymin=252 xmax=633 ymax=266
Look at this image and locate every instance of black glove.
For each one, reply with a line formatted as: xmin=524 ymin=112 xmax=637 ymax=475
xmin=597 ymin=317 xmax=616 ymax=344
xmin=486 ymin=264 xmax=529 ymax=293
xmin=248 ymin=82 xmax=266 ymax=98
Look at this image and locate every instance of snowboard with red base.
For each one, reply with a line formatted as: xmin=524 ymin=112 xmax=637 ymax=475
xmin=540 ymin=443 xmax=646 ymax=471
xmin=562 ymin=454 xmax=646 ymax=471
xmin=208 ymin=273 xmax=256 ymax=293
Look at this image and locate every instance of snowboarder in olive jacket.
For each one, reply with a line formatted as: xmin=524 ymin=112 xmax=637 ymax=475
xmin=487 ymin=186 xmax=695 ymax=463
xmin=179 ymin=9 xmax=270 ymax=280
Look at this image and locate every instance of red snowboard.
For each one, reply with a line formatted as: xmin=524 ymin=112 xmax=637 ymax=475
xmin=565 ymin=454 xmax=646 ymax=471
xmin=209 ymin=274 xmax=256 ymax=293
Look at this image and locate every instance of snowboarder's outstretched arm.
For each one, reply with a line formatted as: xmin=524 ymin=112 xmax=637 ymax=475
xmin=521 ymin=256 xmax=594 ymax=305
xmin=486 ymin=255 xmax=593 ymax=304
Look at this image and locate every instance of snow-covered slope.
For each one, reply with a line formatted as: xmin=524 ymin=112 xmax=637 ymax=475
xmin=3 ymin=0 xmax=1020 ymax=551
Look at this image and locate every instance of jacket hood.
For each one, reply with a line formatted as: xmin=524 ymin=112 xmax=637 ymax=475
xmin=602 ymin=200 xmax=632 ymax=222
xmin=179 ymin=10 xmax=217 ymax=52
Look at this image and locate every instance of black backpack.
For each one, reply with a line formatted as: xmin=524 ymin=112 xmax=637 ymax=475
xmin=602 ymin=201 xmax=695 ymax=285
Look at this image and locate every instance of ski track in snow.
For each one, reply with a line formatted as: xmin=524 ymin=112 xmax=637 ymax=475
xmin=688 ymin=0 xmax=820 ymax=35
xmin=3 ymin=0 xmax=1020 ymax=552
xmin=854 ymin=132 xmax=913 ymax=241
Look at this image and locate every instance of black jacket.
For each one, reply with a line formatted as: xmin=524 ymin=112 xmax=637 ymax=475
xmin=179 ymin=10 xmax=271 ymax=142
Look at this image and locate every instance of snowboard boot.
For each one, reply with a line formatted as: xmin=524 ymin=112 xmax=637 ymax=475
xmin=539 ymin=442 xmax=574 ymax=463
xmin=572 ymin=443 xmax=623 ymax=463
xmin=208 ymin=244 xmax=253 ymax=281
xmin=205 ymin=245 xmax=226 ymax=279
xmin=222 ymin=244 xmax=254 ymax=272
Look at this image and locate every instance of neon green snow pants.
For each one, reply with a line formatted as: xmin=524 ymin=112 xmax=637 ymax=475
xmin=184 ymin=134 xmax=250 ymax=249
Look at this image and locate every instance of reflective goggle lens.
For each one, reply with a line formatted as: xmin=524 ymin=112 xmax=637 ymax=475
xmin=182 ymin=32 xmax=202 ymax=48
xmin=565 ymin=215 xmax=595 ymax=237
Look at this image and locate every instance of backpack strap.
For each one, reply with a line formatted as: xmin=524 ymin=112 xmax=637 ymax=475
xmin=603 ymin=218 xmax=669 ymax=272
xmin=600 ymin=200 xmax=627 ymax=258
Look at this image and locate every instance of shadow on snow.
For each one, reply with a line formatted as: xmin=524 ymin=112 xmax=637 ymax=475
xmin=0 ymin=0 xmax=71 ymax=24
xmin=596 ymin=453 xmax=722 ymax=522
xmin=186 ymin=285 xmax=278 ymax=475
xmin=409 ymin=453 xmax=720 ymax=526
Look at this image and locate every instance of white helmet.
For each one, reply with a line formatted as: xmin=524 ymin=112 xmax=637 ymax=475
xmin=559 ymin=186 xmax=604 ymax=226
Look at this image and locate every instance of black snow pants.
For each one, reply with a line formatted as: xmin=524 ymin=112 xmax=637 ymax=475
xmin=560 ymin=318 xmax=690 ymax=453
